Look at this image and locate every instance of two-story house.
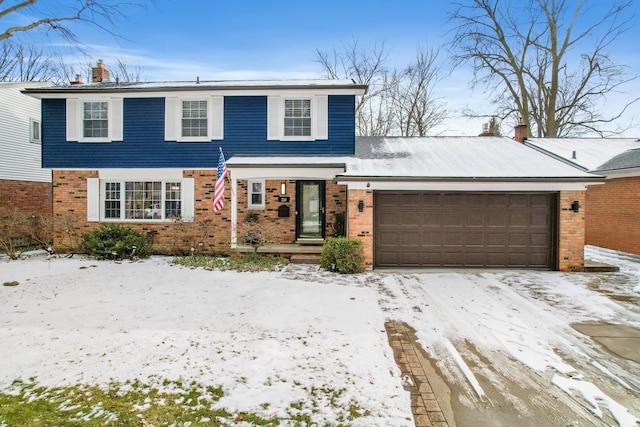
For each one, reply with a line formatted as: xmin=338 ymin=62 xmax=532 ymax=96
xmin=24 ymin=62 xmax=367 ymax=257
xmin=25 ymin=63 xmax=603 ymax=271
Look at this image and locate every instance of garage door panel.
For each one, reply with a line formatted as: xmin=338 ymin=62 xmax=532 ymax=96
xmin=509 ymin=212 xmax=529 ymax=227
xmin=401 ymin=231 xmax=421 ymax=246
xmin=375 ymin=192 xmax=555 ymax=268
xmin=443 ymin=211 xmax=464 ymax=226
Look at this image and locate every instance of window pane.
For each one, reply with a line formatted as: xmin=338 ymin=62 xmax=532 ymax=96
xmin=125 ymin=181 xmax=162 ymax=219
xmin=104 ymin=182 xmax=121 ymax=219
xmin=251 ymin=193 xmax=262 ymax=205
xmin=284 ymin=99 xmax=311 ymax=137
xmin=83 ymin=102 xmax=108 ymax=138
xmin=165 ymin=182 xmax=181 ymax=218
xmin=181 ymin=100 xmax=208 ymax=137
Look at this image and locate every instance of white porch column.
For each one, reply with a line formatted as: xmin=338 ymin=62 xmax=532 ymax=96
xmin=231 ymin=176 xmax=238 ymax=248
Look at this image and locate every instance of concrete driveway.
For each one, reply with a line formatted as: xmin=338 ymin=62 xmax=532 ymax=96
xmin=376 ymin=246 xmax=640 ymax=427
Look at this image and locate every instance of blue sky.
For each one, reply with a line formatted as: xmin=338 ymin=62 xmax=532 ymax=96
xmin=9 ymin=0 xmax=640 ymax=136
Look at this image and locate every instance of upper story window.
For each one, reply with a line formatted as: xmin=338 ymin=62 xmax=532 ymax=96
xmin=30 ymin=118 xmax=41 ymax=143
xmin=267 ymin=95 xmax=328 ymax=141
xmin=165 ymin=96 xmax=224 ymax=142
xmin=83 ymin=101 xmax=109 ymax=138
xmin=181 ymin=100 xmax=208 ymax=137
xmin=65 ymin=98 xmax=123 ymax=143
xmin=284 ymin=99 xmax=311 ymax=137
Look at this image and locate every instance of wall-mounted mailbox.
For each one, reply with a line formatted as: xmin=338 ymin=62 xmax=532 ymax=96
xmin=278 ymin=205 xmax=290 ymax=218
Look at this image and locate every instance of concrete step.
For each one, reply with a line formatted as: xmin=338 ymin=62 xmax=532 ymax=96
xmin=290 ymin=254 xmax=322 ymax=264
xmin=584 ymin=260 xmax=620 ymax=272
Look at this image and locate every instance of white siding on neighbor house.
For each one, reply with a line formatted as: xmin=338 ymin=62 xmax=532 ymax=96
xmin=0 ymin=82 xmax=53 ymax=182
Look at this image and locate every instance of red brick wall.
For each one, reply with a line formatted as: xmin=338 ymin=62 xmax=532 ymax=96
xmin=51 ymin=172 xmax=348 ymax=254
xmin=52 ymin=170 xmax=231 ymax=255
xmin=347 ymin=189 xmax=373 ymax=269
xmin=586 ymin=177 xmax=640 ymax=255
xmin=236 ymin=179 xmax=297 ymax=244
xmin=0 ymin=179 xmax=52 ymax=216
xmin=558 ymin=190 xmax=586 ymax=271
xmin=235 ymin=179 xmax=347 ymax=244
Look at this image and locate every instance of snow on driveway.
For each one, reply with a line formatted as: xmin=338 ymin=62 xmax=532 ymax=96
xmin=372 ymin=247 xmax=640 ymax=426
xmin=1 ymin=246 xmax=639 ymax=426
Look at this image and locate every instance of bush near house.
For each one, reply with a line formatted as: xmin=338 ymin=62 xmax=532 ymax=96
xmin=83 ymin=224 xmax=153 ymax=260
xmin=0 ymin=207 xmax=52 ymax=259
xmin=320 ymin=238 xmax=365 ymax=274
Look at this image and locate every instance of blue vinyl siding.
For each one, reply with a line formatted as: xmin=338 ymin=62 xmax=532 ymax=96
xmin=41 ymin=95 xmax=356 ymax=168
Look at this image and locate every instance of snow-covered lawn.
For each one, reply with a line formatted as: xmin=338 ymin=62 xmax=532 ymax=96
xmin=1 ymin=246 xmax=639 ymax=426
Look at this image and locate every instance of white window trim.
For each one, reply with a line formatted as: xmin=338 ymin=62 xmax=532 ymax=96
xmin=165 ymin=95 xmax=224 ymax=142
xmin=66 ymin=97 xmax=123 ymax=143
xmin=247 ymin=179 xmax=265 ymax=210
xmin=267 ymin=94 xmax=328 ymax=141
xmin=87 ymin=174 xmax=194 ymax=222
xmin=29 ymin=118 xmax=41 ymax=143
xmin=281 ymin=97 xmax=314 ymax=141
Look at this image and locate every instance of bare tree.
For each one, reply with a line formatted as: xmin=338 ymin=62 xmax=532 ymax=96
xmin=450 ymin=0 xmax=638 ymax=137
xmin=0 ymin=0 xmax=149 ymax=44
xmin=392 ymin=45 xmax=447 ymax=136
xmin=315 ymin=39 xmax=396 ymax=136
xmin=112 ymin=56 xmax=145 ymax=82
xmin=315 ymin=40 xmax=448 ymax=136
xmin=0 ymin=40 xmax=67 ymax=82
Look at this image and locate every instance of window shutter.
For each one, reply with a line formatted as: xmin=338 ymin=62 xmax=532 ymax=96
xmin=314 ymin=95 xmax=328 ymax=140
xmin=181 ymin=178 xmax=195 ymax=222
xmin=111 ymin=98 xmax=123 ymax=141
xmin=66 ymin=98 xmax=79 ymax=141
xmin=210 ymin=96 xmax=224 ymax=140
xmin=165 ymin=97 xmax=178 ymax=141
xmin=87 ymin=178 xmax=100 ymax=222
xmin=267 ymin=95 xmax=281 ymax=140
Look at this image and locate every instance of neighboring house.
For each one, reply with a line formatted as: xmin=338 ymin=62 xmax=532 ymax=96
xmin=24 ymin=63 xmax=602 ymax=271
xmin=524 ymin=136 xmax=640 ymax=255
xmin=0 ymin=81 xmax=53 ymax=215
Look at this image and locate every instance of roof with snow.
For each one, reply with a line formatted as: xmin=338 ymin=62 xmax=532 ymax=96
xmin=524 ymin=137 xmax=640 ymax=172
xmin=340 ymin=136 xmax=600 ymax=181
xmin=227 ymin=136 xmax=601 ymax=182
xmin=22 ymin=79 xmax=367 ymax=96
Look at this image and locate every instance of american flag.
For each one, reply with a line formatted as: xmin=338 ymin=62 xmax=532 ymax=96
xmin=213 ymin=150 xmax=227 ymax=213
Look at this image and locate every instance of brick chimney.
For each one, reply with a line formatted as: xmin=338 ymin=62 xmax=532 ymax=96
xmin=91 ymin=59 xmax=110 ymax=83
xmin=70 ymin=74 xmax=83 ymax=85
xmin=514 ymin=120 xmax=528 ymax=143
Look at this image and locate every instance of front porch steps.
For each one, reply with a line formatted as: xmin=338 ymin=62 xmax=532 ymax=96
xmin=294 ymin=238 xmax=325 ymax=246
xmin=232 ymin=243 xmax=324 ymax=265
xmin=290 ymin=254 xmax=322 ymax=264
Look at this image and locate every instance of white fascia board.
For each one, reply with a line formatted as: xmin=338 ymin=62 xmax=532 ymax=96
xmin=98 ymin=168 xmax=184 ymax=180
xmin=229 ymin=166 xmax=344 ymax=180
xmin=337 ymin=180 xmax=594 ymax=192
xmin=594 ymin=168 xmax=640 ymax=179
xmin=28 ymin=88 xmax=362 ymax=99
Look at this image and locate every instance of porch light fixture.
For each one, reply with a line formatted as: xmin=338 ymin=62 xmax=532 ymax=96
xmin=280 ymin=182 xmax=286 ymax=195
xmin=358 ymin=200 xmax=364 ymax=212
xmin=571 ymin=200 xmax=580 ymax=212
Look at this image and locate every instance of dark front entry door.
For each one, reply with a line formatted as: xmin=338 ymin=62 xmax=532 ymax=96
xmin=296 ymin=180 xmax=325 ymax=239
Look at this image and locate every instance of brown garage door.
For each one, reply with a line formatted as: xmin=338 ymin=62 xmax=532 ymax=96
xmin=374 ymin=192 xmax=556 ymax=268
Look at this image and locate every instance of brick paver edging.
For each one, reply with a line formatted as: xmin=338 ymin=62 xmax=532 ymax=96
xmin=385 ymin=321 xmax=450 ymax=427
